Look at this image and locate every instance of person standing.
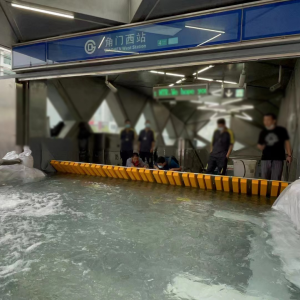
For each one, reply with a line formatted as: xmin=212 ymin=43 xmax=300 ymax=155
xmin=138 ymin=120 xmax=155 ymax=168
xmin=78 ymin=122 xmax=91 ymax=162
xmin=258 ymin=113 xmax=292 ymax=180
xmin=120 ymin=119 xmax=135 ymax=166
xmin=206 ymin=118 xmax=234 ymax=175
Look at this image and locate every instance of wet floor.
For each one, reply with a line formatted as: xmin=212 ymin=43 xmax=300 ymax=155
xmin=0 ymin=174 xmax=300 ymax=300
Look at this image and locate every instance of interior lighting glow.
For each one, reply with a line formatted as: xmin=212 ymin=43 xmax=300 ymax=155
xmin=195 ymin=77 xmax=214 ymax=82
xmin=150 ymin=70 xmax=165 ymax=75
xmin=204 ymin=102 xmax=219 ymax=106
xmin=222 ymin=98 xmax=243 ymax=105
xmin=235 ymin=112 xmax=253 ymax=121
xmin=197 ymin=34 xmax=222 ymax=46
xmin=169 ymin=84 xmax=174 ymax=87
xmin=197 ymin=107 xmax=226 ymax=112
xmin=216 ymin=80 xmax=238 ymax=84
xmin=197 ymin=65 xmax=214 ymax=74
xmin=176 ymin=80 xmax=182 ymax=84
xmin=185 ymin=25 xmax=225 ymax=34
xmin=11 ymin=3 xmax=74 ymax=18
xmin=209 ymin=113 xmax=218 ymax=120
xmin=165 ymin=72 xmax=185 ymax=77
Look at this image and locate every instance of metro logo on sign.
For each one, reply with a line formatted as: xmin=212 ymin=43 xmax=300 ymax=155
xmin=84 ymin=40 xmax=96 ymax=54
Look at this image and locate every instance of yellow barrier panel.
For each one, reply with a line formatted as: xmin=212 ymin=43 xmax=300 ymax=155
xmin=260 ymin=180 xmax=268 ymax=196
xmin=51 ymin=161 xmax=62 ymax=172
xmin=126 ymin=168 xmax=136 ymax=180
xmin=167 ymin=171 xmax=175 ymax=185
xmin=159 ymin=171 xmax=169 ymax=184
xmin=107 ymin=166 xmax=118 ymax=178
xmin=80 ymin=164 xmax=90 ymax=175
xmin=59 ymin=162 xmax=69 ymax=173
xmin=232 ymin=177 xmax=239 ymax=193
xmin=91 ymin=164 xmax=101 ymax=176
xmin=271 ymin=181 xmax=279 ymax=197
xmin=252 ymin=180 xmax=259 ymax=195
xmin=139 ymin=169 xmax=148 ymax=182
xmin=173 ymin=172 xmax=182 ymax=186
xmin=96 ymin=165 xmax=106 ymax=177
xmin=182 ymin=173 xmax=190 ymax=187
xmin=85 ymin=164 xmax=96 ymax=176
xmin=78 ymin=163 xmax=88 ymax=175
xmin=215 ymin=176 xmax=223 ymax=191
xmin=222 ymin=177 xmax=230 ymax=192
xmin=70 ymin=162 xmax=80 ymax=174
xmin=114 ymin=166 xmax=123 ymax=179
xmin=119 ymin=167 xmax=129 ymax=179
xmin=204 ymin=175 xmax=212 ymax=190
xmin=132 ymin=168 xmax=142 ymax=181
xmin=280 ymin=182 xmax=288 ymax=194
xmin=64 ymin=162 xmax=74 ymax=173
xmin=145 ymin=170 xmax=155 ymax=182
xmin=240 ymin=179 xmax=247 ymax=194
xmin=87 ymin=164 xmax=97 ymax=176
xmin=102 ymin=166 xmax=112 ymax=177
xmin=197 ymin=174 xmax=206 ymax=190
xmin=76 ymin=163 xmax=86 ymax=175
xmin=153 ymin=170 xmax=162 ymax=183
xmin=189 ymin=173 xmax=198 ymax=188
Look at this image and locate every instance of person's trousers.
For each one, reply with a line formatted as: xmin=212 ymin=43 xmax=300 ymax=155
xmin=261 ymin=160 xmax=283 ymax=180
xmin=139 ymin=151 xmax=153 ymax=168
xmin=120 ymin=150 xmax=133 ymax=166
xmin=206 ymin=155 xmax=228 ymax=175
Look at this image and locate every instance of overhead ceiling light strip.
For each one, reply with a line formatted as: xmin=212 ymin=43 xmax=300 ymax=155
xmin=185 ymin=25 xmax=225 ymax=34
xmin=11 ymin=3 xmax=74 ymax=19
xmin=222 ymin=98 xmax=243 ymax=105
xmin=197 ymin=33 xmax=222 ymax=47
xmin=150 ymin=70 xmax=165 ymax=74
xmin=197 ymin=65 xmax=214 ymax=74
xmin=165 ymin=72 xmax=185 ymax=77
xmin=195 ymin=77 xmax=214 ymax=82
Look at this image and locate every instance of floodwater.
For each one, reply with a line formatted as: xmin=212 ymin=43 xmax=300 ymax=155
xmin=0 ymin=174 xmax=300 ymax=300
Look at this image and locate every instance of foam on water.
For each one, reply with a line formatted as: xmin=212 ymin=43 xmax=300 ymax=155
xmin=0 ymin=191 xmax=64 ymax=280
xmin=165 ymin=273 xmax=278 ymax=300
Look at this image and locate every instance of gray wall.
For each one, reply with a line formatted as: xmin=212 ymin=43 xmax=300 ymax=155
xmin=278 ymin=59 xmax=300 ymax=181
xmin=0 ymin=6 xmax=18 ymax=48
xmin=0 ymin=78 xmax=19 ymax=158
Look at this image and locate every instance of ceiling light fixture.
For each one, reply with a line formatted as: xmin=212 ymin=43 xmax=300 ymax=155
xmin=185 ymin=25 xmax=225 ymax=34
xmin=204 ymin=102 xmax=219 ymax=106
xmin=197 ymin=107 xmax=226 ymax=112
xmin=195 ymin=77 xmax=214 ymax=82
xmin=222 ymin=98 xmax=243 ymax=105
xmin=197 ymin=65 xmax=214 ymax=74
xmin=239 ymin=63 xmax=246 ymax=87
xmin=216 ymin=80 xmax=238 ymax=84
xmin=165 ymin=72 xmax=185 ymax=77
xmin=150 ymin=70 xmax=165 ymax=75
xmin=11 ymin=3 xmax=74 ymax=18
xmin=235 ymin=112 xmax=253 ymax=121
xmin=176 ymin=80 xmax=182 ymax=84
xmin=197 ymin=33 xmax=222 ymax=46
xmin=169 ymin=84 xmax=174 ymax=87
xmin=190 ymin=100 xmax=203 ymax=104
xmin=210 ymin=113 xmax=219 ymax=120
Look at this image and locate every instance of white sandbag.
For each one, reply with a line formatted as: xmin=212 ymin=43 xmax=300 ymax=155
xmin=18 ymin=146 xmax=34 ymax=168
xmin=272 ymin=180 xmax=300 ymax=230
xmin=2 ymin=151 xmax=19 ymax=160
xmin=0 ymin=165 xmax=45 ymax=184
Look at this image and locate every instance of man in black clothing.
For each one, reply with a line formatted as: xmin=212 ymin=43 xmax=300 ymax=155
xmin=120 ymin=119 xmax=135 ymax=166
xmin=138 ymin=120 xmax=155 ymax=168
xmin=206 ymin=118 xmax=234 ymax=175
xmin=258 ymin=113 xmax=292 ymax=180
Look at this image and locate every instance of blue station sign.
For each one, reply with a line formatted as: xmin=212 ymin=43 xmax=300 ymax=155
xmin=12 ymin=0 xmax=300 ymax=69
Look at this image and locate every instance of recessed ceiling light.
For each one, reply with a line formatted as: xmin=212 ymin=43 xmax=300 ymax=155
xmin=165 ymin=72 xmax=185 ymax=77
xmin=11 ymin=3 xmax=74 ymax=18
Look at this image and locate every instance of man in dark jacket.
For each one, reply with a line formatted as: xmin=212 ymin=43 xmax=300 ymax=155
xmin=138 ymin=120 xmax=155 ymax=168
xmin=120 ymin=119 xmax=136 ymax=166
xmin=206 ymin=118 xmax=234 ymax=175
